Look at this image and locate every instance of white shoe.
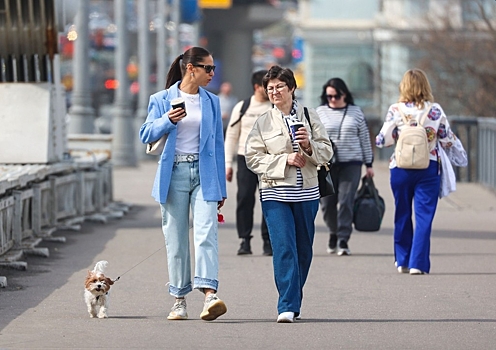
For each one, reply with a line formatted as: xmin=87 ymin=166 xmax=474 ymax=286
xmin=167 ymin=298 xmax=188 ymax=320
xmin=326 ymin=247 xmax=336 ymax=254
xmin=394 ymin=261 xmax=409 ymax=273
xmin=409 ymin=268 xmax=426 ymax=275
xmin=295 ymin=313 xmax=301 ymax=320
xmin=337 ymin=241 xmax=350 ymax=256
xmin=277 ymin=312 xmax=295 ymax=323
xmin=200 ymin=293 xmax=227 ymax=321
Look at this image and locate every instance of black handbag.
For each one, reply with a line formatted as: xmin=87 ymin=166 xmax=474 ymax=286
xmin=353 ymin=176 xmax=385 ymax=232
xmin=317 ymin=162 xmax=335 ymax=197
xmin=303 ymin=107 xmax=335 ymax=198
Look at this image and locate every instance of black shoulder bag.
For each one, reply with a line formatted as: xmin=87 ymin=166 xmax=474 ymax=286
xmin=303 ymin=107 xmax=335 ymax=197
xmin=229 ymin=98 xmax=251 ymax=127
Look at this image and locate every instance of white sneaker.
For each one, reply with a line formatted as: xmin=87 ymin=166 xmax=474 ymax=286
xmin=167 ymin=298 xmax=188 ymax=320
xmin=200 ymin=293 xmax=227 ymax=321
xmin=409 ymin=268 xmax=426 ymax=275
xmin=394 ymin=261 xmax=409 ymax=273
xmin=337 ymin=240 xmax=350 ymax=256
xmin=327 ymin=234 xmax=337 ymax=254
xmin=277 ymin=312 xmax=295 ymax=323
xmin=326 ymin=247 xmax=337 ymax=254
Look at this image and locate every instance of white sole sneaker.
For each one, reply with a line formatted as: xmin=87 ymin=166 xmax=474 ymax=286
xmin=409 ymin=268 xmax=426 ymax=275
xmin=200 ymin=297 xmax=227 ymax=321
xmin=337 ymin=248 xmax=350 ymax=256
xmin=394 ymin=261 xmax=409 ymax=273
xmin=167 ymin=299 xmax=188 ymax=320
xmin=326 ymin=247 xmax=336 ymax=254
xmin=277 ymin=312 xmax=295 ymax=323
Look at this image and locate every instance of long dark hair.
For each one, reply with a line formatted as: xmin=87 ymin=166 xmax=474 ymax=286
xmin=165 ymin=47 xmax=212 ymax=89
xmin=262 ymin=65 xmax=297 ymax=100
xmin=319 ymin=78 xmax=355 ymax=106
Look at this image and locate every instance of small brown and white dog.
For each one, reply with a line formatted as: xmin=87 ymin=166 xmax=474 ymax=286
xmin=84 ymin=260 xmax=114 ymax=318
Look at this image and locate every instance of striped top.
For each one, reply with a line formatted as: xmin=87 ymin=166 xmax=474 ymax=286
xmin=260 ymin=114 xmax=320 ymax=203
xmin=315 ymin=104 xmax=374 ymax=167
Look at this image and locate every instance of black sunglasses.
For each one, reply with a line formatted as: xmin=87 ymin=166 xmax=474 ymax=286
xmin=327 ymin=94 xmax=342 ymax=100
xmin=192 ymin=64 xmax=216 ymax=73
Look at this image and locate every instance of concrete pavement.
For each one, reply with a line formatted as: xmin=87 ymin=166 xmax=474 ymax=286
xmin=0 ymin=160 xmax=495 ymax=349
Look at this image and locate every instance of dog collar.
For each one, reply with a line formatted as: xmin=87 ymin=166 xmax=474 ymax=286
xmin=96 ymin=292 xmax=108 ymax=301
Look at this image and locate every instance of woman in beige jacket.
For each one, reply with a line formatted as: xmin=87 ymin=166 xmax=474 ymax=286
xmin=245 ymin=66 xmax=332 ymax=323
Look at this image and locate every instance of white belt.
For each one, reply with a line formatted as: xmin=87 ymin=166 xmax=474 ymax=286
xmin=174 ymin=154 xmax=199 ymax=162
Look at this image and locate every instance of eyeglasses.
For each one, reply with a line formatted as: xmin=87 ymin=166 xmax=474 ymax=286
xmin=192 ymin=64 xmax=216 ymax=73
xmin=266 ymin=84 xmax=287 ymax=94
xmin=327 ymin=94 xmax=342 ymax=100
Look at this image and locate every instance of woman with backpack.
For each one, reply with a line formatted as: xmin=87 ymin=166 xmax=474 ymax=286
xmin=375 ymin=68 xmax=458 ymax=275
xmin=315 ymin=78 xmax=375 ymax=256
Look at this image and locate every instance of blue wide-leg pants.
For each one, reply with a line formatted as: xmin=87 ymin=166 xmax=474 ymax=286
xmin=390 ymin=161 xmax=440 ymax=273
xmin=261 ymin=199 xmax=319 ymax=316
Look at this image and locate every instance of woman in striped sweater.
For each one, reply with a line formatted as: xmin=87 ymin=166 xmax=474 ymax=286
xmin=315 ymin=78 xmax=374 ymax=256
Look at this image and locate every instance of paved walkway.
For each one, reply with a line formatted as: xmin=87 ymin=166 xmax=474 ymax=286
xmin=0 ymin=160 xmax=495 ymax=349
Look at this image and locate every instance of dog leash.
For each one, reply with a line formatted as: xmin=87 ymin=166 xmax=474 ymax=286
xmin=113 ymin=244 xmax=165 ymax=282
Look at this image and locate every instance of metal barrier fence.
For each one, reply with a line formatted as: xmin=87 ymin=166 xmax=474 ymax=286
xmin=0 ymin=158 xmax=125 ymax=273
xmin=449 ymin=116 xmax=496 ymax=191
xmin=478 ymin=118 xmax=496 ymax=190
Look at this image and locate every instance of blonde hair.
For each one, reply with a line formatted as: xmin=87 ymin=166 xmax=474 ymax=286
xmin=398 ymin=69 xmax=434 ymax=109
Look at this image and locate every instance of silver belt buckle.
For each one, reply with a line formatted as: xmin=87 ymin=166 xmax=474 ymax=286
xmin=186 ymin=154 xmax=195 ymax=162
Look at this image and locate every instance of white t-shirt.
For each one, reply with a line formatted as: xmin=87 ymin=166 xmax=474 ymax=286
xmin=175 ymin=91 xmax=201 ymax=155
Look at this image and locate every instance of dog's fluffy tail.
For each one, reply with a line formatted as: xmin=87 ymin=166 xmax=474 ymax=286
xmin=92 ymin=260 xmax=108 ymax=275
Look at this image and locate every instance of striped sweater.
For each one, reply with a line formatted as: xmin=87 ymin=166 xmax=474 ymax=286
xmin=315 ymin=104 xmax=374 ymax=167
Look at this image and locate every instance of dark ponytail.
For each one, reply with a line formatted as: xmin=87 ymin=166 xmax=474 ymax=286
xmin=165 ymin=47 xmax=212 ymax=89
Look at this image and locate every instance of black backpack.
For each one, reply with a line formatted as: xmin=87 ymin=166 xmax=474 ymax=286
xmin=229 ymin=98 xmax=251 ymax=127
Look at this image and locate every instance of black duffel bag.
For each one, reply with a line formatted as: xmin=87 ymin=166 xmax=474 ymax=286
xmin=353 ymin=176 xmax=385 ymax=232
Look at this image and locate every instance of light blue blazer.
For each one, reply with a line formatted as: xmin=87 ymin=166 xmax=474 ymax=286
xmin=139 ymin=81 xmax=227 ymax=204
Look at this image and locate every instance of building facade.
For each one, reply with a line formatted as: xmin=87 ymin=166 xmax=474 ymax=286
xmin=293 ymin=0 xmax=496 ymax=119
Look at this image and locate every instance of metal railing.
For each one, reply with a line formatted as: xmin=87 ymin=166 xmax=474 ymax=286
xmin=477 ymin=118 xmax=496 ymax=190
xmin=0 ymin=158 xmax=123 ymax=268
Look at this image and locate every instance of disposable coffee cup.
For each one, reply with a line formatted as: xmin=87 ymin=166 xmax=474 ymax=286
xmin=289 ymin=121 xmax=304 ymax=140
xmin=171 ymin=97 xmax=186 ymax=112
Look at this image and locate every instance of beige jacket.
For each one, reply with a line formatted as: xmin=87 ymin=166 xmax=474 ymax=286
xmin=245 ymin=104 xmax=333 ymax=189
xmin=224 ymin=96 xmax=272 ymax=168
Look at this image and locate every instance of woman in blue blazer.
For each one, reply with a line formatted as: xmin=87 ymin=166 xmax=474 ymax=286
xmin=139 ymin=47 xmax=227 ymax=321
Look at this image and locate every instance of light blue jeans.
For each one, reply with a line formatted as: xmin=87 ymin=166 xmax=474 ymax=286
xmin=159 ymin=160 xmax=219 ymax=297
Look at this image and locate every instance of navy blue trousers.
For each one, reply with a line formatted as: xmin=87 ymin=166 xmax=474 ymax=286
xmin=261 ymin=199 xmax=319 ymax=316
xmin=390 ymin=161 xmax=440 ymax=273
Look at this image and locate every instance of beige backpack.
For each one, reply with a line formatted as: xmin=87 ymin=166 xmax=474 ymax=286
xmin=395 ymin=105 xmax=431 ymax=169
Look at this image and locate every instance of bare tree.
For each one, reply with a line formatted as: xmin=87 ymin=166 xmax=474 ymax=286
xmin=405 ymin=0 xmax=496 ymax=117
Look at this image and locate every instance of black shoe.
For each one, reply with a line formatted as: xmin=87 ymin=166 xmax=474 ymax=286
xmin=327 ymin=234 xmax=337 ymax=254
xmin=263 ymin=240 xmax=273 ymax=256
xmin=237 ymin=237 xmax=252 ymax=255
xmin=337 ymin=240 xmax=350 ymax=256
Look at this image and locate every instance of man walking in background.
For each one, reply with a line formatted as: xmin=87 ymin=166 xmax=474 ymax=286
xmin=225 ymin=70 xmax=272 ymax=256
